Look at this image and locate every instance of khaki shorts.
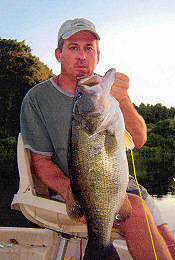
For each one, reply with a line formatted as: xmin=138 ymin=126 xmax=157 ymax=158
xmin=126 ymin=175 xmax=148 ymax=200
xmin=127 ymin=176 xmax=166 ymax=226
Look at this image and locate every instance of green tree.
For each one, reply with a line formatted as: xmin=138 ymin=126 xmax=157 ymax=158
xmin=0 ymin=38 xmax=55 ymax=139
xmin=169 ymin=116 xmax=175 ymax=132
xmin=138 ymin=117 xmax=175 ymax=155
xmin=135 ymin=103 xmax=175 ymax=124
xmin=0 ymin=137 xmax=17 ymax=180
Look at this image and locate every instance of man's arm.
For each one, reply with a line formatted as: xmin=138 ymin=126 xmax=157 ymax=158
xmin=31 ymin=151 xmax=70 ymax=201
xmin=31 ymin=151 xmax=87 ymax=224
xmin=111 ymin=72 xmax=147 ymax=149
xmin=119 ymin=96 xmax=147 ymax=148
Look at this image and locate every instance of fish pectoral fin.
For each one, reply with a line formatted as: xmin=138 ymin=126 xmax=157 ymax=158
xmin=124 ymin=130 xmax=135 ymax=151
xmin=115 ymin=194 xmax=132 ymax=225
xmin=104 ymin=132 xmax=118 ymax=156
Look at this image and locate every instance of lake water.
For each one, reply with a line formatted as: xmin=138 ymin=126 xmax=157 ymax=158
xmin=153 ymin=193 xmax=175 ymax=233
xmin=126 ymin=152 xmax=175 ymax=233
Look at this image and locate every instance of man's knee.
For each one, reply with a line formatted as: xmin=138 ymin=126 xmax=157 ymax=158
xmin=117 ymin=193 xmax=154 ymax=231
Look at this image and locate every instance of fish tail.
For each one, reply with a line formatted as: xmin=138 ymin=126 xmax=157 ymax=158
xmin=83 ymin=241 xmax=120 ymax=260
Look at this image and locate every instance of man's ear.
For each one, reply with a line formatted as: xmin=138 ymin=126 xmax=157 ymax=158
xmin=97 ymin=50 xmax=100 ymax=64
xmin=55 ymin=48 xmax=61 ymax=62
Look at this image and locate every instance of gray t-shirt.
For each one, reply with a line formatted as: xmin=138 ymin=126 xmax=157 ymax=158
xmin=20 ymin=77 xmax=148 ymax=199
xmin=20 ymin=77 xmax=76 ymax=177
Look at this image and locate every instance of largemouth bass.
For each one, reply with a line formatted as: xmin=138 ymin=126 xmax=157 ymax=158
xmin=67 ymin=68 xmax=134 ymax=259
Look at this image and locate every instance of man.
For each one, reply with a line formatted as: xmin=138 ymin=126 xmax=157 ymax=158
xmin=20 ymin=18 xmax=174 ymax=259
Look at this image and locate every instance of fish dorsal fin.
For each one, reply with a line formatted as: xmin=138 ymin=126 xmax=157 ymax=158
xmin=124 ymin=130 xmax=135 ymax=150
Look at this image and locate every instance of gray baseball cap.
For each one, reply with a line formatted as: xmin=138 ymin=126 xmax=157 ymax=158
xmin=58 ymin=18 xmax=100 ymax=45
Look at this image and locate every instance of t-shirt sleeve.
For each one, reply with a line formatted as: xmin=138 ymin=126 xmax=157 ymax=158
xmin=20 ymin=90 xmax=54 ymax=156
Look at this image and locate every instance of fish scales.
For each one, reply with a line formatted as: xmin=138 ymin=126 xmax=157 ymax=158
xmin=72 ymin=131 xmax=124 ymax=237
xmin=67 ymin=68 xmax=134 ymax=259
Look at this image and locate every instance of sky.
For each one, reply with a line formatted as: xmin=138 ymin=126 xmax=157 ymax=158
xmin=1 ymin=0 xmax=175 ymax=108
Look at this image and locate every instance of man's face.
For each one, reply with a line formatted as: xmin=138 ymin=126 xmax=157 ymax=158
xmin=56 ymin=30 xmax=100 ymax=81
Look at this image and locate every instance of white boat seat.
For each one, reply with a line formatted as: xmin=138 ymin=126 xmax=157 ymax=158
xmin=11 ymin=133 xmax=124 ymax=240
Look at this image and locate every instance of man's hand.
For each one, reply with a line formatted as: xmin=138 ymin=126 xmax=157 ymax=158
xmin=110 ymin=72 xmax=129 ymax=102
xmin=109 ymin=71 xmax=147 ymax=148
xmin=66 ymin=185 xmax=87 ymax=224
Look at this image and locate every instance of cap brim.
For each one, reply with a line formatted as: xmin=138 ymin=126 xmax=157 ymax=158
xmin=62 ymin=27 xmax=100 ymax=40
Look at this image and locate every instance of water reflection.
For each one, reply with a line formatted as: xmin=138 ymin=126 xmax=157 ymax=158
xmin=126 ymin=151 xmax=175 ymax=233
xmin=153 ymin=193 xmax=175 ymax=233
xmin=127 ymin=151 xmax=175 ymax=196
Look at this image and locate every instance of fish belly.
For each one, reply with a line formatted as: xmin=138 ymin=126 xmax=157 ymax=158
xmin=70 ymin=122 xmax=128 ymax=247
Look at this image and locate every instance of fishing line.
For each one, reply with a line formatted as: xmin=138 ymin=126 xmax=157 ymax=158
xmin=130 ymin=149 xmax=158 ymax=260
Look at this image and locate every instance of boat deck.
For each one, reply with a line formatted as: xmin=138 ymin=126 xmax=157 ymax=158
xmin=0 ymin=227 xmax=133 ymax=259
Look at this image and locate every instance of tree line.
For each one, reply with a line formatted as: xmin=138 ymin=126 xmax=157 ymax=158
xmin=0 ymin=38 xmax=55 ymax=184
xmin=0 ymin=38 xmax=175 ymax=189
xmin=0 ymin=38 xmax=55 ymax=139
xmin=134 ymin=103 xmax=175 ymax=125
